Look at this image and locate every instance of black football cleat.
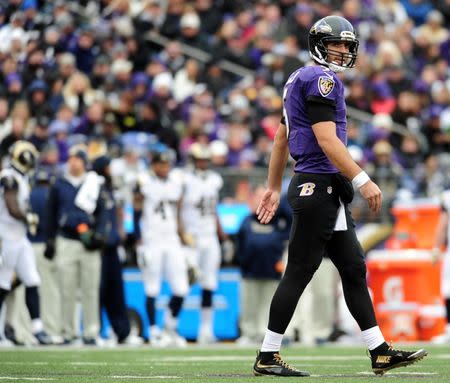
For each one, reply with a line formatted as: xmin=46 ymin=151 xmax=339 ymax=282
xmin=370 ymin=344 xmax=427 ymax=375
xmin=253 ymin=351 xmax=310 ymax=377
xmin=33 ymin=330 xmax=53 ymax=345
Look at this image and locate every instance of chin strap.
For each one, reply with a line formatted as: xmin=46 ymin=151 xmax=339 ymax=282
xmin=311 ymin=47 xmax=348 ymax=73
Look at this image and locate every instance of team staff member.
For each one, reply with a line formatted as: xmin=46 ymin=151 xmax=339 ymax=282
xmin=236 ymin=185 xmax=291 ymax=344
xmin=92 ymin=155 xmax=141 ymax=345
xmin=253 ymin=16 xmax=426 ymax=377
xmin=45 ymin=146 xmax=105 ymax=345
xmin=0 ymin=141 xmax=52 ymax=345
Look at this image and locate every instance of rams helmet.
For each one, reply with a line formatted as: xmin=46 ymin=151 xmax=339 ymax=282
xmin=9 ymin=140 xmax=39 ymax=174
xmin=188 ymin=143 xmax=211 ymax=161
xmin=309 ymin=15 xmax=359 ymax=73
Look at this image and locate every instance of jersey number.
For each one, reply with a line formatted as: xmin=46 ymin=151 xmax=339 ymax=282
xmin=195 ymin=197 xmax=216 ymax=217
xmin=154 ymin=201 xmax=167 ymax=220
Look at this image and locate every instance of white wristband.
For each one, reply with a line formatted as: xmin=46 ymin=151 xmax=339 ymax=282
xmin=352 ymin=171 xmax=370 ymax=189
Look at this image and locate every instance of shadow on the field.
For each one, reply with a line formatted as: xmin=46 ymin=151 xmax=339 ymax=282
xmin=203 ymin=372 xmax=437 ymax=379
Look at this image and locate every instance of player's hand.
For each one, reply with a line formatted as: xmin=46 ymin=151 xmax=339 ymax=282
xmin=359 ymin=180 xmax=382 ymax=214
xmin=44 ymin=240 xmax=56 ymax=260
xmin=26 ymin=212 xmax=39 ymax=236
xmin=187 ymin=265 xmax=200 ymax=286
xmin=256 ymin=188 xmax=280 ymax=224
xmin=221 ymin=239 xmax=234 ymax=264
xmin=180 ymin=232 xmax=195 ymax=247
xmin=136 ymin=245 xmax=147 ymax=269
xmin=81 ymin=231 xmax=104 ymax=251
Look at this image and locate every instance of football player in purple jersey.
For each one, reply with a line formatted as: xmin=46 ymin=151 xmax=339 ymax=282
xmin=253 ymin=15 xmax=427 ymax=377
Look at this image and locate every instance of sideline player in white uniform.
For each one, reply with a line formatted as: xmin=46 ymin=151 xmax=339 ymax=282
xmin=0 ymin=141 xmax=52 ymax=345
xmin=433 ymin=188 xmax=450 ymax=342
xmin=179 ymin=143 xmax=228 ymax=343
xmin=134 ymin=150 xmax=189 ymax=347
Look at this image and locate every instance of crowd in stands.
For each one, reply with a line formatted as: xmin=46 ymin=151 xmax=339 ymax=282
xmin=0 ymin=0 xmax=449 ymax=222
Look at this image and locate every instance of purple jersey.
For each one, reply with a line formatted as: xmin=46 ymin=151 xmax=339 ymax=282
xmin=283 ymin=65 xmax=347 ymax=173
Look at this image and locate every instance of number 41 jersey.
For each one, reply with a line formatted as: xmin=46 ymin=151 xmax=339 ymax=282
xmin=139 ymin=171 xmax=182 ymax=243
xmin=177 ymin=168 xmax=223 ymax=238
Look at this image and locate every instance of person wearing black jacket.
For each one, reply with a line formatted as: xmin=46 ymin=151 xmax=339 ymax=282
xmin=92 ymin=155 xmax=141 ymax=345
xmin=44 ymin=146 xmax=105 ymax=345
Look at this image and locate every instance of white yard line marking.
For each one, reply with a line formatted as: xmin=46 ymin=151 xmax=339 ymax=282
xmin=309 ymin=372 xmax=438 ymax=378
xmin=0 ymin=378 xmax=55 ymax=381
xmin=110 ymin=376 xmax=180 ymax=379
xmin=69 ymin=362 xmax=108 ymax=366
xmin=435 ymin=354 xmax=450 ymax=359
xmin=141 ymin=355 xmax=369 ymax=362
xmin=0 ymin=362 xmax=49 ymax=365
xmin=357 ymin=372 xmax=438 ymax=376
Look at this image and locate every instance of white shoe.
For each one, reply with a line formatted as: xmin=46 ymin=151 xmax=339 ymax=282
xmin=197 ymin=329 xmax=218 ymax=345
xmin=120 ymin=334 xmax=143 ymax=346
xmin=0 ymin=335 xmax=14 ymax=347
xmin=150 ymin=329 xmax=172 ymax=348
xmin=235 ymin=336 xmax=256 ymax=346
xmin=169 ymin=331 xmax=187 ymax=348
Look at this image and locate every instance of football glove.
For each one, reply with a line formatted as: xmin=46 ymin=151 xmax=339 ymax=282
xmin=44 ymin=240 xmax=56 ymax=260
xmin=26 ymin=212 xmax=39 ymax=236
xmin=188 ymin=264 xmax=200 ymax=286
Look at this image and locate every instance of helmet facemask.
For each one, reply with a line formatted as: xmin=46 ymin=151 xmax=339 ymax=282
xmin=309 ymin=16 xmax=359 ymax=73
xmin=312 ymin=37 xmax=358 ymax=73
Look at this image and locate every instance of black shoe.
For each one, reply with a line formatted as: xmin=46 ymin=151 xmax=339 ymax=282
xmin=82 ymin=337 xmax=98 ymax=346
xmin=34 ymin=331 xmax=53 ymax=345
xmin=370 ymin=343 xmax=427 ymax=375
xmin=253 ymin=351 xmax=310 ymax=377
xmin=4 ymin=324 xmax=25 ymax=346
xmin=327 ymin=326 xmax=347 ymax=342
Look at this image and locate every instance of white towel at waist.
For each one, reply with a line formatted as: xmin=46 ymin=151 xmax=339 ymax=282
xmin=75 ymin=171 xmax=104 ymax=214
xmin=334 ymin=198 xmax=348 ymax=231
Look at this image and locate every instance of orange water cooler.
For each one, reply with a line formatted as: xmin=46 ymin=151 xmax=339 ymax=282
xmin=366 ymin=249 xmax=446 ymax=341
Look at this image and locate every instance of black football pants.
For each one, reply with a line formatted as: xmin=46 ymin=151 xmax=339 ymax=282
xmin=267 ymin=173 xmax=378 ymax=334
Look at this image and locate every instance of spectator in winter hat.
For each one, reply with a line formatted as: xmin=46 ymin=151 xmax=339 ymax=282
xmin=415 ymin=10 xmax=449 ymax=46
xmin=29 ymin=116 xmax=51 ymax=152
xmin=71 ymin=26 xmax=96 ymax=74
xmin=179 ymin=12 xmax=211 ymax=50
xmin=28 ymin=79 xmax=54 ymax=120
xmin=49 ymin=119 xmax=70 ymax=163
xmin=90 ymin=54 xmax=111 ymax=89
xmin=58 ymin=53 xmax=76 ymax=81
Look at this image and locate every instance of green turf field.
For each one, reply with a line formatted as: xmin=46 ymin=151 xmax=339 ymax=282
xmin=0 ymin=344 xmax=448 ymax=382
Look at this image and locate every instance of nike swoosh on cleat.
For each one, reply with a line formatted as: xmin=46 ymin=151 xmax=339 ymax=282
xmin=408 ymin=350 xmax=427 ymax=359
xmin=256 ymin=361 xmax=281 ymax=369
